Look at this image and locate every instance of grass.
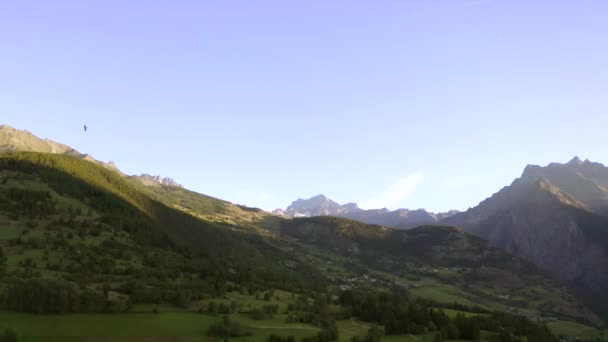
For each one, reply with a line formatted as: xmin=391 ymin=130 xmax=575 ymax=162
xmin=0 ymin=222 xmax=23 ymax=240
xmin=438 ymin=308 xmax=486 ymax=318
xmin=410 ymin=284 xmax=480 ymax=308
xmin=547 ymin=320 xmax=602 ymax=340
xmin=0 ymin=310 xmax=320 ymax=342
xmin=335 ymin=319 xmax=368 ymax=341
xmin=382 ymin=334 xmax=434 ymax=342
xmin=0 ymin=308 xmax=446 ymax=342
xmin=0 ymin=311 xmax=210 ymax=340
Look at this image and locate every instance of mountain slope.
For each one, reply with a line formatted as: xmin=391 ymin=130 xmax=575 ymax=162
xmin=274 ymin=194 xmax=459 ymax=229
xmin=443 ymin=163 xmax=608 ymax=321
xmin=0 ymin=124 xmax=119 ymax=171
xmin=0 ymin=129 xmax=602 ymax=338
xmin=0 ymin=151 xmax=598 ymax=325
xmin=0 ymin=152 xmax=326 ymax=310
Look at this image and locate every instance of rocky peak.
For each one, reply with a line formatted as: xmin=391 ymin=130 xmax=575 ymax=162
xmin=520 ymin=164 xmax=543 ymax=181
xmin=133 ymin=174 xmax=183 ymax=188
xmin=283 ymin=194 xmax=341 ymax=217
xmin=516 ymin=157 xmax=608 ymax=213
xmin=568 ymin=156 xmax=584 ymax=166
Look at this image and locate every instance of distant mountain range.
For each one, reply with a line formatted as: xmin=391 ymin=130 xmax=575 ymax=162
xmin=0 ymin=124 xmax=180 ymax=188
xmin=273 ymin=194 xmax=459 ymax=229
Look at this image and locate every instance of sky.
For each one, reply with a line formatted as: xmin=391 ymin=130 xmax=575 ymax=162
xmin=1 ymin=0 xmax=607 ymax=212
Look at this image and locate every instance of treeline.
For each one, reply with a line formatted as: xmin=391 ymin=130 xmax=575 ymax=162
xmin=338 ymin=288 xmax=557 ymax=342
xmin=0 ymin=188 xmax=57 ymax=219
xmin=417 ymin=297 xmax=491 ymax=314
xmin=1 ymin=278 xmax=130 ymax=314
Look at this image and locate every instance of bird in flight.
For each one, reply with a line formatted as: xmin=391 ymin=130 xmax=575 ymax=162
xmin=84 ymin=124 xmax=88 ymax=132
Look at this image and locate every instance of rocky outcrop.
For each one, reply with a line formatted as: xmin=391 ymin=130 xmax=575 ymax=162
xmin=131 ymin=174 xmax=182 ymax=188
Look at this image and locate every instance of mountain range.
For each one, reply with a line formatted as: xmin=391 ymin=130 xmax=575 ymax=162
xmin=273 ymin=194 xmax=459 ymax=229
xmin=275 ymin=156 xmax=608 ymax=320
xmin=0 ymin=123 xmax=606 ymax=336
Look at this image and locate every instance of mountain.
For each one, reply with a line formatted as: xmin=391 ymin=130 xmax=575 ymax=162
xmin=443 ymin=158 xmax=608 ymax=320
xmin=130 ymin=174 xmax=183 ymax=188
xmin=263 ymin=216 xmax=600 ymax=325
xmin=274 ymin=194 xmax=459 ymax=229
xmin=0 ymin=124 xmax=119 ymax=171
xmin=520 ymin=156 xmax=608 ymax=214
xmin=1 ymin=124 xmax=186 ymax=190
xmin=273 ymin=194 xmax=343 ymax=217
xmin=0 ymin=127 xmax=603 ymax=336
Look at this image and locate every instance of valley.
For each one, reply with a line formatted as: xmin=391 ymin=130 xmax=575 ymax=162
xmin=0 ymin=126 xmax=606 ymax=341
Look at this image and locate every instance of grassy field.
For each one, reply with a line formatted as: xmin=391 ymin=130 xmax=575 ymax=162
xmin=547 ymin=320 xmax=602 ymax=340
xmin=439 ymin=308 xmax=486 ymax=318
xmin=0 ymin=310 xmax=449 ymax=342
xmin=0 ymin=310 xmax=322 ymax=342
xmin=409 ymin=284 xmax=480 ymax=308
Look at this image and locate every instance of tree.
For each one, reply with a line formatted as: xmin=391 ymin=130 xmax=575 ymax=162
xmin=363 ymin=325 xmax=384 ymax=342
xmin=0 ymin=246 xmax=6 ymax=278
xmin=206 ymin=315 xmax=250 ymax=339
xmin=446 ymin=323 xmax=460 ymax=340
xmin=471 ymin=320 xmax=481 ymax=342
xmin=0 ymin=328 xmax=18 ymax=342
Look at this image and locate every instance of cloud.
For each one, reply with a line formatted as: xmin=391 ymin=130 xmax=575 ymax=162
xmin=360 ymin=172 xmax=425 ymax=209
xmin=445 ymin=175 xmax=485 ymax=187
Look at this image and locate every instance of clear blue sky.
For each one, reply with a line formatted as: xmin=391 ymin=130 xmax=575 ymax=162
xmin=2 ymin=1 xmax=607 ymax=212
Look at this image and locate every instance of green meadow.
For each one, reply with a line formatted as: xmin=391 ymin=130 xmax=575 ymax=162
xmin=0 ymin=310 xmax=320 ymax=342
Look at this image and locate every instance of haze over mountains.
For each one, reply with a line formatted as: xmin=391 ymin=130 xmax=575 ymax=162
xmin=274 ymin=194 xmax=459 ymax=229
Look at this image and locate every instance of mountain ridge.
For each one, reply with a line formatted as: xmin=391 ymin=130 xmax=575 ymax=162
xmin=0 ymin=128 xmax=603 ymax=334
xmin=0 ymin=124 xmax=120 ymax=172
xmin=0 ymin=124 xmax=184 ymax=189
xmin=274 ymin=194 xmax=459 ymax=229
xmin=129 ymin=174 xmax=183 ymax=188
xmin=442 ymin=158 xmax=608 ymax=321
